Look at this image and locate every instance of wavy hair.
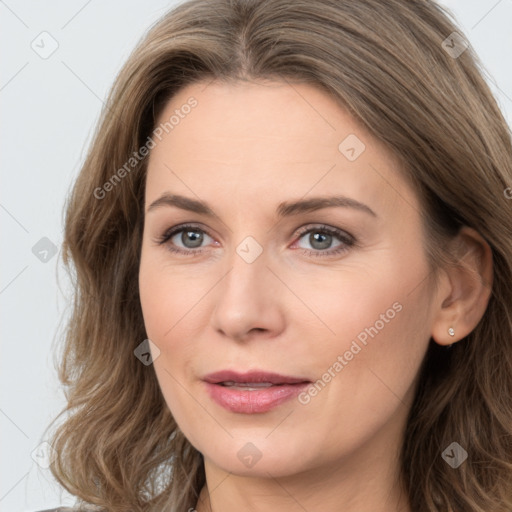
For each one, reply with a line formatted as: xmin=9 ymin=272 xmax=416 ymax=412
xmin=44 ymin=0 xmax=512 ymax=510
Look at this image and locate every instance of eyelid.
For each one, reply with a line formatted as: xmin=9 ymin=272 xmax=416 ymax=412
xmin=293 ymin=224 xmax=355 ymax=243
xmin=157 ymin=222 xmax=213 ymax=240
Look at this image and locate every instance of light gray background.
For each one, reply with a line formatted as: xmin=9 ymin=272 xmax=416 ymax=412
xmin=1 ymin=1 xmax=511 ymax=511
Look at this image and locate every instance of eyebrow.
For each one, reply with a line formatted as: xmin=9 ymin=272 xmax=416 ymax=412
xmin=146 ymin=193 xmax=377 ymax=218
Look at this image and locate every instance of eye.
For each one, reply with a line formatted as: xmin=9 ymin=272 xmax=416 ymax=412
xmin=155 ymin=223 xmax=356 ymax=258
xmin=293 ymin=225 xmax=355 ymax=257
xmin=155 ymin=224 xmax=214 ymax=256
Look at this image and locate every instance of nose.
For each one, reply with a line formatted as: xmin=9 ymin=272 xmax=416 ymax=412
xmin=211 ymin=244 xmax=286 ymax=342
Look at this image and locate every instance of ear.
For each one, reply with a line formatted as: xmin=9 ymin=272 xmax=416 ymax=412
xmin=431 ymin=226 xmax=493 ymax=346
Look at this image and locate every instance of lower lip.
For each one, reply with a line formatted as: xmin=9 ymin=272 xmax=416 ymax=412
xmin=204 ymin=382 xmax=310 ymax=414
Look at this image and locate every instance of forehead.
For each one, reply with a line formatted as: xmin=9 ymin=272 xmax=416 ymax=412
xmin=145 ymin=80 xmax=417 ymax=219
xmin=152 ymin=80 xmax=364 ymax=161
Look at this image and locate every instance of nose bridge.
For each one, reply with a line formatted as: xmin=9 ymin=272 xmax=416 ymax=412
xmin=221 ymin=237 xmax=271 ymax=309
xmin=211 ymin=235 xmax=283 ymax=339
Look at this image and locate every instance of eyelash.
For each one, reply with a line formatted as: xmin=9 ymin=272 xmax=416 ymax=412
xmin=155 ymin=223 xmax=356 ymax=258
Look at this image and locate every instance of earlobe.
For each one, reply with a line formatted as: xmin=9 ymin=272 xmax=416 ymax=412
xmin=430 ymin=226 xmax=493 ymax=347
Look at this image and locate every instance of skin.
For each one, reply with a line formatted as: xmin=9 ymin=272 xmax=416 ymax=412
xmin=138 ymin=79 xmax=493 ymax=512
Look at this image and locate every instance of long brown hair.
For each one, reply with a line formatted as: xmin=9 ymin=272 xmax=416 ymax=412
xmin=45 ymin=0 xmax=512 ymax=510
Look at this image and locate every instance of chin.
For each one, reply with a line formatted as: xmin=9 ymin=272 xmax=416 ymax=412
xmin=194 ymin=430 xmax=319 ymax=477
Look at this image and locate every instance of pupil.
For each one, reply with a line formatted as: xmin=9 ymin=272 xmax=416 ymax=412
xmin=310 ymin=232 xmax=331 ymax=250
xmin=183 ymin=230 xmax=203 ymax=248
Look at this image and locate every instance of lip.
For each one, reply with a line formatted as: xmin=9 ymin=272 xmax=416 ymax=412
xmin=203 ymin=370 xmax=309 ymax=385
xmin=202 ymin=370 xmax=311 ymax=414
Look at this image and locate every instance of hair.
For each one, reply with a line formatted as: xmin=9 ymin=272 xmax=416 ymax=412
xmin=44 ymin=0 xmax=512 ymax=510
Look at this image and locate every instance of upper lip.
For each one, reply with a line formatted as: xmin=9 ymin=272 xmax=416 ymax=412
xmin=203 ymin=370 xmax=311 ymax=385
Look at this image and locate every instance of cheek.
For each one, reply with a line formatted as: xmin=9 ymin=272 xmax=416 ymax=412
xmin=294 ymin=252 xmax=426 ymax=355
xmin=139 ymin=251 xmax=206 ymax=440
xmin=138 ymin=247 xmax=212 ymax=398
xmin=139 ymin=246 xmax=206 ymax=342
xmin=297 ymin=255 xmax=432 ymax=422
xmin=297 ymin=239 xmax=429 ymax=374
xmin=139 ymin=253 xmax=168 ymax=341
xmin=319 ymin=280 xmax=416 ymax=360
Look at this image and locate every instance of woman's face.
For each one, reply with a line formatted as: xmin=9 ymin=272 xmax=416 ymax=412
xmin=139 ymin=79 xmax=440 ymax=478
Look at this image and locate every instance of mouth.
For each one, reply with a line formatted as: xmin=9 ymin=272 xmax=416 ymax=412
xmin=203 ymin=369 xmax=310 ymax=385
xmin=218 ymin=381 xmax=277 ymax=390
xmin=202 ymin=370 xmax=311 ymax=414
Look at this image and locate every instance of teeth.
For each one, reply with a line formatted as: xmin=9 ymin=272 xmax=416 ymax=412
xmin=221 ymin=381 xmax=275 ymax=388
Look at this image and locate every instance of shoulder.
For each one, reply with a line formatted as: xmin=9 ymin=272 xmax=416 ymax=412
xmin=31 ymin=508 xmax=99 ymax=512
xmin=31 ymin=509 xmax=76 ymax=512
xmin=30 ymin=504 xmax=106 ymax=512
xmin=31 ymin=509 xmax=75 ymax=512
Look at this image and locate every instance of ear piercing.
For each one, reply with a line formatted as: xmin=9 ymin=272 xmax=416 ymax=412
xmin=446 ymin=327 xmax=455 ymax=350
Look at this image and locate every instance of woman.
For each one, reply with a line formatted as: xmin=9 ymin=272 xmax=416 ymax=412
xmin=39 ymin=0 xmax=512 ymax=510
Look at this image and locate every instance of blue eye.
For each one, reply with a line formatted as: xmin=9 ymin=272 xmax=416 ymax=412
xmin=294 ymin=225 xmax=355 ymax=257
xmin=156 ymin=224 xmax=213 ymax=256
xmin=155 ymin=223 xmax=355 ymax=258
